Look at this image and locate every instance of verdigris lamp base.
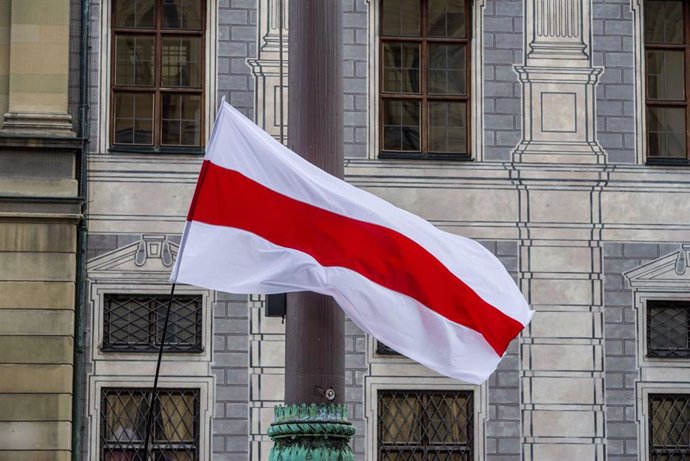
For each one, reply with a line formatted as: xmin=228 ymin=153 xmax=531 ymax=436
xmin=268 ymin=404 xmax=355 ymax=461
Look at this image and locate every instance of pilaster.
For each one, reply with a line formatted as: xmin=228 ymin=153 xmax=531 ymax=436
xmin=516 ymin=167 xmax=608 ymax=461
xmin=513 ymin=0 xmax=604 ymax=164
xmin=248 ymin=0 xmax=288 ymax=139
xmin=0 ymin=0 xmax=10 ymax=120
xmin=0 ymin=0 xmax=74 ymax=137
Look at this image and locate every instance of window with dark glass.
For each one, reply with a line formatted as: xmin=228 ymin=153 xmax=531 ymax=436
xmin=645 ymin=0 xmax=690 ymax=162
xmin=111 ymin=0 xmax=204 ymax=151
xmin=377 ymin=341 xmax=401 ymax=355
xmin=101 ymin=388 xmax=200 ymax=461
xmin=647 ymin=300 xmax=690 ymax=358
xmin=378 ymin=390 xmax=473 ymax=460
xmin=380 ymin=0 xmax=471 ymax=159
xmin=649 ymin=394 xmax=690 ymax=460
xmin=103 ymin=294 xmax=203 ymax=353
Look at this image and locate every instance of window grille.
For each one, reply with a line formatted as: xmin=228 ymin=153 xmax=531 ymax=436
xmin=378 ymin=390 xmax=473 ymax=460
xmin=101 ymin=388 xmax=200 ymax=461
xmin=377 ymin=341 xmax=401 ymax=355
xmin=103 ymin=294 xmax=203 ymax=353
xmin=649 ymin=394 xmax=690 ymax=460
xmin=647 ymin=300 xmax=690 ymax=358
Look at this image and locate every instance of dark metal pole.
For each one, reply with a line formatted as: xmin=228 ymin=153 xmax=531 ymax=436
xmin=284 ymin=0 xmax=345 ymax=406
xmin=266 ymin=3 xmax=354 ymax=457
xmin=142 ymin=283 xmax=176 ymax=459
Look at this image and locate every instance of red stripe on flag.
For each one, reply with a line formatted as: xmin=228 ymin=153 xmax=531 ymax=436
xmin=189 ymin=160 xmax=524 ymax=356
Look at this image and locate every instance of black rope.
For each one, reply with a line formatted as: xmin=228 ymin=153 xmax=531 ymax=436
xmin=142 ymin=283 xmax=176 ymax=460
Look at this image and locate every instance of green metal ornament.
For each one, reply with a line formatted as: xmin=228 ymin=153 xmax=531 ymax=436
xmin=268 ymin=403 xmax=355 ymax=461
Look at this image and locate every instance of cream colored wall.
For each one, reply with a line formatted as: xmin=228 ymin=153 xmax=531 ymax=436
xmin=0 ymin=0 xmax=10 ymax=122
xmin=0 ymin=220 xmax=77 ymax=461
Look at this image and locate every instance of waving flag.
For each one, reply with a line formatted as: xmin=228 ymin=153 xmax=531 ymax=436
xmin=170 ymin=102 xmax=533 ymax=384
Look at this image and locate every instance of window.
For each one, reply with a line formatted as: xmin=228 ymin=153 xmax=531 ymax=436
xmin=111 ymin=0 xmax=205 ymax=151
xmin=647 ymin=300 xmax=690 ymax=358
xmin=101 ymin=388 xmax=200 ymax=461
xmin=645 ymin=0 xmax=690 ymax=162
xmin=377 ymin=341 xmax=401 ymax=355
xmin=378 ymin=390 xmax=473 ymax=460
xmin=379 ymin=0 xmax=471 ymax=160
xmin=103 ymin=294 xmax=203 ymax=353
xmin=649 ymin=394 xmax=690 ymax=460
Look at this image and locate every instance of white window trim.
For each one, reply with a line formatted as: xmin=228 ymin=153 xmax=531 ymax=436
xmin=90 ymin=282 xmax=214 ymax=366
xmin=87 ymin=278 xmax=215 ymax=461
xmin=97 ymin=0 xmax=218 ymax=153
xmin=632 ymin=292 xmax=690 ymax=459
xmin=635 ymin=292 xmax=690 ymax=370
xmin=364 ymin=376 xmax=487 ymax=461
xmin=630 ymin=0 xmax=647 ymax=164
xmin=366 ymin=0 xmax=485 ymax=161
xmin=87 ymin=375 xmax=215 ymax=461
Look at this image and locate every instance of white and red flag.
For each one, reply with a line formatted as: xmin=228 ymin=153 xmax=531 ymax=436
xmin=171 ymin=102 xmax=533 ymax=384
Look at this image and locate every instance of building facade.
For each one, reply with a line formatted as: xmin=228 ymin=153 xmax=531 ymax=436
xmin=1 ymin=0 xmax=689 ymax=460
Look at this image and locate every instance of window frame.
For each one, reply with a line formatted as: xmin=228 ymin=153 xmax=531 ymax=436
xmin=641 ymin=0 xmax=690 ymax=164
xmin=364 ymin=376 xmax=486 ymax=461
xmin=107 ymin=0 xmax=209 ymax=154
xmin=102 ymin=293 xmax=204 ymax=353
xmin=376 ymin=0 xmax=475 ymax=161
xmin=377 ymin=389 xmax=474 ymax=460
xmin=647 ymin=393 xmax=690 ymax=459
xmin=646 ymin=299 xmax=690 ymax=358
xmin=89 ymin=282 xmax=213 ymax=364
xmin=100 ymin=387 xmax=201 ymax=461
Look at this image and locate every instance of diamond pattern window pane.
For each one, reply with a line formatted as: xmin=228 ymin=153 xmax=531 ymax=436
xmin=378 ymin=390 xmax=473 ymax=461
xmin=649 ymin=394 xmax=690 ymax=460
xmin=377 ymin=341 xmax=401 ymax=355
xmin=103 ymin=294 xmax=203 ymax=353
xmin=647 ymin=300 xmax=690 ymax=358
xmin=101 ymin=388 xmax=200 ymax=461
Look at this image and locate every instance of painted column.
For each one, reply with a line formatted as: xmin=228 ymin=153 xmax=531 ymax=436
xmin=513 ymin=0 xmax=604 ymax=163
xmin=0 ymin=0 xmax=10 ymax=121
xmin=248 ymin=0 xmax=288 ymax=140
xmin=1 ymin=0 xmax=74 ymax=136
xmin=516 ymin=2 xmax=607 ymax=459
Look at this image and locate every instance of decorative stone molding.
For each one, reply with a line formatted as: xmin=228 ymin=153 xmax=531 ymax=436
xmin=514 ymin=0 xmax=605 ymax=164
xmin=625 ymin=244 xmax=690 ymax=289
xmin=268 ymin=404 xmax=355 ymax=461
xmin=527 ymin=0 xmax=589 ymax=64
xmin=513 ymin=66 xmax=605 ymax=164
xmin=1 ymin=112 xmax=75 ymax=138
xmin=248 ymin=0 xmax=288 ymax=140
xmin=87 ymin=235 xmax=179 ymax=277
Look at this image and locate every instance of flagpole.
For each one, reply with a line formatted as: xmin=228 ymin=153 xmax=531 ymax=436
xmin=142 ymin=282 xmax=176 ymax=460
xmin=267 ymin=0 xmax=354 ymax=458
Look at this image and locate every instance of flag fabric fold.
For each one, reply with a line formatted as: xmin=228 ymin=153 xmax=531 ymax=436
xmin=171 ymin=101 xmax=534 ymax=384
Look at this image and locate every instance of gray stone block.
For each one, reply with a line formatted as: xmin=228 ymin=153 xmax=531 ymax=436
xmin=215 ymin=352 xmax=249 ymax=367
xmin=623 ymin=243 xmax=658 ymax=258
xmin=225 ymin=369 xmax=249 ymax=385
xmin=608 ymin=422 xmax=637 ymax=438
xmin=225 ymin=435 xmax=250 ymax=453
xmin=495 ymin=1 xmax=522 ymax=17
xmin=498 ymin=438 xmax=520 ymax=454
xmin=213 ymin=434 xmax=225 ymax=452
xmin=605 ymin=20 xmax=633 ymax=36
xmin=216 ymin=385 xmax=248 ymax=402
xmin=485 ymin=17 xmax=514 ymax=32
